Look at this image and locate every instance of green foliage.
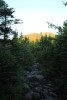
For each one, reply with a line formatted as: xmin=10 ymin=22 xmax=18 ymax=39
xmin=0 ymin=1 xmax=67 ymax=100
xmin=29 ymin=21 xmax=67 ymax=99
xmin=12 ymin=36 xmax=33 ymax=69
xmin=0 ymin=0 xmax=14 ymax=41
xmin=0 ymin=25 xmax=67 ymax=99
xmin=34 ymin=36 xmax=55 ymax=68
xmin=0 ymin=43 xmax=17 ymax=99
xmin=0 ymin=0 xmax=23 ymax=42
xmin=63 ymin=1 xmax=67 ymax=6
xmin=45 ymin=21 xmax=67 ymax=99
xmin=0 ymin=32 xmax=33 ymax=99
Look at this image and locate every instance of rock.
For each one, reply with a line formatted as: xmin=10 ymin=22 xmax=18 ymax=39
xmin=43 ymin=85 xmax=52 ymax=91
xmin=25 ymin=92 xmax=33 ymax=100
xmin=48 ymin=91 xmax=57 ymax=98
xmin=45 ymin=95 xmax=55 ymax=100
xmin=35 ymin=86 xmax=42 ymax=92
xmin=41 ymin=98 xmax=44 ymax=100
xmin=32 ymin=92 xmax=41 ymax=100
xmin=45 ymin=95 xmax=58 ymax=100
xmin=34 ymin=75 xmax=44 ymax=80
xmin=27 ymin=74 xmax=44 ymax=81
xmin=23 ymin=63 xmax=59 ymax=100
xmin=29 ymin=70 xmax=40 ymax=75
xmin=43 ymin=88 xmax=48 ymax=95
xmin=29 ymin=82 xmax=40 ymax=87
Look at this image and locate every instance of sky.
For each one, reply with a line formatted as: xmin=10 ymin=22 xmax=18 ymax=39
xmin=4 ymin=0 xmax=67 ymax=35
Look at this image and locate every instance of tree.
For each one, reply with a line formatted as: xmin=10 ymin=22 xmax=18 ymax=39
xmin=46 ymin=3 xmax=67 ymax=99
xmin=0 ymin=0 xmax=23 ymax=42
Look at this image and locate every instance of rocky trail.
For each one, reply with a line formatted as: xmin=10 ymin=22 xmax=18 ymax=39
xmin=22 ymin=63 xmax=60 ymax=100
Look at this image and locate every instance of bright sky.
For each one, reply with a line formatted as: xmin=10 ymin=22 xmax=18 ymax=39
xmin=5 ymin=0 xmax=67 ymax=35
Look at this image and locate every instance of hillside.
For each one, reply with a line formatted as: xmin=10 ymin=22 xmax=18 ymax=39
xmin=24 ymin=32 xmax=55 ymax=42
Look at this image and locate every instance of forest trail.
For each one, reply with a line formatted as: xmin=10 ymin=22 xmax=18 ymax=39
xmin=22 ymin=63 xmax=59 ymax=100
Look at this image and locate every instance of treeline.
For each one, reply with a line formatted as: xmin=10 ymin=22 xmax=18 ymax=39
xmin=24 ymin=32 xmax=55 ymax=42
xmin=0 ymin=33 xmax=33 ymax=100
xmin=29 ymin=21 xmax=67 ymax=99
xmin=0 ymin=20 xmax=67 ymax=99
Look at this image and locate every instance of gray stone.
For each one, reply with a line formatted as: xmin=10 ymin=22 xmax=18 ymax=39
xmin=25 ymin=92 xmax=33 ymax=100
xmin=30 ymin=70 xmax=40 ymax=75
xmin=23 ymin=63 xmax=59 ymax=100
xmin=48 ymin=91 xmax=57 ymax=97
xmin=43 ymin=85 xmax=51 ymax=90
xmin=43 ymin=88 xmax=48 ymax=94
xmin=30 ymin=82 xmax=39 ymax=87
xmin=41 ymin=98 xmax=44 ymax=100
xmin=32 ymin=92 xmax=41 ymax=99
xmin=45 ymin=95 xmax=54 ymax=100
xmin=35 ymin=86 xmax=42 ymax=92
xmin=35 ymin=75 xmax=44 ymax=80
xmin=27 ymin=74 xmax=44 ymax=81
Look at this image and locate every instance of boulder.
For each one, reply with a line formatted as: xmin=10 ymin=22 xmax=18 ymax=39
xmin=23 ymin=64 xmax=59 ymax=100
xmin=35 ymin=86 xmax=42 ymax=93
xmin=32 ymin=92 xmax=41 ymax=100
xmin=24 ymin=92 xmax=33 ymax=100
xmin=27 ymin=74 xmax=44 ymax=81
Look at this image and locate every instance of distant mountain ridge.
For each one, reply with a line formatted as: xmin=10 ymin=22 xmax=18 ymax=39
xmin=24 ymin=32 xmax=55 ymax=42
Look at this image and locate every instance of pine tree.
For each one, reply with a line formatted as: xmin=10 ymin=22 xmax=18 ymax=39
xmin=0 ymin=0 xmax=23 ymax=42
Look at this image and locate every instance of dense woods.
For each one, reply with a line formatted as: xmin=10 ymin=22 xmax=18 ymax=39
xmin=0 ymin=0 xmax=67 ymax=100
